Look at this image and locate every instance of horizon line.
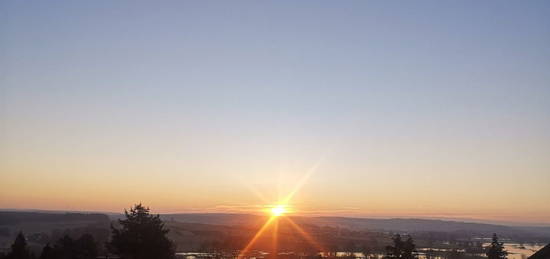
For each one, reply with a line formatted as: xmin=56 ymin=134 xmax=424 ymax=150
xmin=1 ymin=207 xmax=549 ymax=227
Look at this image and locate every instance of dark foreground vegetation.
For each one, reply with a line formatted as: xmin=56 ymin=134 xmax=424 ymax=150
xmin=0 ymin=204 xmax=175 ymax=259
xmin=0 ymin=205 xmax=543 ymax=259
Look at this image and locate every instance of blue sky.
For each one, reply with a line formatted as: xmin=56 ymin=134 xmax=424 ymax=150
xmin=1 ymin=1 xmax=549 ymax=223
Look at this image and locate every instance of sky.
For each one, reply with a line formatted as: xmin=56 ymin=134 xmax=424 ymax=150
xmin=1 ymin=1 xmax=549 ymax=225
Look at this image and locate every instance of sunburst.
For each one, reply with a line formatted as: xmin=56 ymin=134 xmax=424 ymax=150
xmin=270 ymin=205 xmax=287 ymax=217
xmin=237 ymin=162 xmax=325 ymax=258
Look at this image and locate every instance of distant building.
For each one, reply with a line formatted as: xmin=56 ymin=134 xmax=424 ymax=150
xmin=528 ymin=244 xmax=550 ymax=259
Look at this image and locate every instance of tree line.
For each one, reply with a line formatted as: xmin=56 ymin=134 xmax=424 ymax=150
xmin=0 ymin=232 xmax=97 ymax=259
xmin=0 ymin=204 xmax=509 ymax=259
xmin=0 ymin=204 xmax=175 ymax=259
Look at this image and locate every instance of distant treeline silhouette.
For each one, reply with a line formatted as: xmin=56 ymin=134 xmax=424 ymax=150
xmin=0 ymin=213 xmax=109 ymax=226
xmin=0 ymin=204 xmax=175 ymax=259
xmin=0 ymin=232 xmax=96 ymax=259
xmin=0 ymin=204 xmax=510 ymax=259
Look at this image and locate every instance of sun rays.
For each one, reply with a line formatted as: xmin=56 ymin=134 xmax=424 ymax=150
xmin=237 ymin=213 xmax=324 ymax=258
xmin=237 ymin=162 xmax=325 ymax=258
xmin=237 ymin=216 xmax=278 ymax=258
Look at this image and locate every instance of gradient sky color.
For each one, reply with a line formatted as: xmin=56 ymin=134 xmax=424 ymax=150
xmin=1 ymin=1 xmax=549 ymax=224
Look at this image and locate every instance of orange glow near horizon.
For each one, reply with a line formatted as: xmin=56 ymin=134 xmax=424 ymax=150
xmin=237 ymin=165 xmax=325 ymax=258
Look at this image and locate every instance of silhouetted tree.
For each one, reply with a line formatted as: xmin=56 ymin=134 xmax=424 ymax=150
xmin=75 ymin=234 xmax=97 ymax=259
xmin=49 ymin=234 xmax=98 ymax=259
xmin=55 ymin=235 xmax=76 ymax=259
xmin=39 ymin=244 xmax=55 ymax=259
xmin=386 ymin=234 xmax=403 ymax=259
xmin=107 ymin=204 xmax=175 ymax=259
xmin=403 ymin=236 xmax=416 ymax=259
xmin=5 ymin=232 xmax=34 ymax=259
xmin=385 ymin=234 xmax=417 ymax=259
xmin=361 ymin=242 xmax=373 ymax=259
xmin=486 ymin=234 xmax=507 ymax=259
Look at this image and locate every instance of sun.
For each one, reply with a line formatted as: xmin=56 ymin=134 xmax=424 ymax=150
xmin=270 ymin=205 xmax=287 ymax=217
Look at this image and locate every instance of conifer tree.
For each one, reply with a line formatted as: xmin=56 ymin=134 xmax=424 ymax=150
xmin=39 ymin=244 xmax=55 ymax=259
xmin=108 ymin=204 xmax=175 ymax=259
xmin=486 ymin=233 xmax=507 ymax=259
xmin=6 ymin=232 xmax=33 ymax=259
xmin=385 ymin=234 xmax=417 ymax=259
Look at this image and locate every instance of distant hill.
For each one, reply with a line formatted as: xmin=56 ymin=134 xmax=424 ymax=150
xmin=2 ymin=210 xmax=549 ymax=249
xmin=162 ymin=213 xmax=268 ymax=227
xmin=1 ymin=210 xmax=550 ymax=253
xmin=0 ymin=211 xmax=109 ymax=225
xmin=4 ymin=210 xmax=549 ymax=239
xmin=158 ymin=213 xmax=550 ymax=239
